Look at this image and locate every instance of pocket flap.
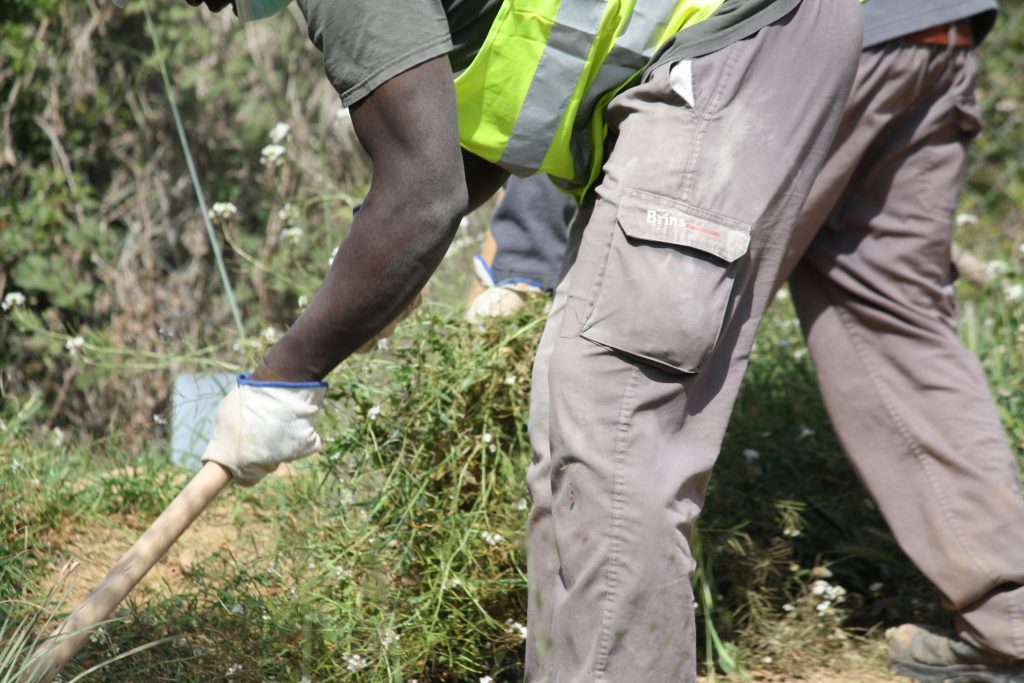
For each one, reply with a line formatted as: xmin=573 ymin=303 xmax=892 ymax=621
xmin=616 ymin=188 xmax=751 ymax=263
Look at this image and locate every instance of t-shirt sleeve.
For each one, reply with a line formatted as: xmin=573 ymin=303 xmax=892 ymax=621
xmin=297 ymin=0 xmax=454 ymax=106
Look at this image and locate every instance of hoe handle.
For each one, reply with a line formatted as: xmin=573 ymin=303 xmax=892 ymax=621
xmin=20 ymin=462 xmax=232 ymax=683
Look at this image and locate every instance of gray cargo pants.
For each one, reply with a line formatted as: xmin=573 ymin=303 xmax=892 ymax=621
xmin=779 ymin=40 xmax=1024 ymax=660
xmin=523 ymin=0 xmax=863 ymax=680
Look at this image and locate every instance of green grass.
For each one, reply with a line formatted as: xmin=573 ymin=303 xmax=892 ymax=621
xmin=3 ymin=274 xmax=1021 ymax=681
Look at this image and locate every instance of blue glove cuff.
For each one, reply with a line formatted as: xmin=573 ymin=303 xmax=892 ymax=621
xmin=237 ymin=373 xmax=328 ymax=389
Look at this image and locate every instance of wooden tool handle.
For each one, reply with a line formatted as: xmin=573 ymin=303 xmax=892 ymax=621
xmin=20 ymin=462 xmax=232 ymax=683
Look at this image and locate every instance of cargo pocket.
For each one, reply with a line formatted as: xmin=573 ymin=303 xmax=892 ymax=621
xmin=580 ymin=188 xmax=750 ymax=374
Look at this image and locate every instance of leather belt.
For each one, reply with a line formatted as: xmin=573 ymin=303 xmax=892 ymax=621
xmin=903 ymin=21 xmax=975 ymax=49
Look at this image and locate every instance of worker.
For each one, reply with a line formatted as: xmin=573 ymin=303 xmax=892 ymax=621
xmin=466 ymin=3 xmax=1024 ymax=681
xmin=187 ymin=0 xmax=864 ymax=679
xmin=779 ymin=4 xmax=1024 ymax=682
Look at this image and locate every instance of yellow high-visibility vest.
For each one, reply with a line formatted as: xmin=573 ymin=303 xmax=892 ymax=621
xmin=455 ymin=0 xmax=725 ymax=198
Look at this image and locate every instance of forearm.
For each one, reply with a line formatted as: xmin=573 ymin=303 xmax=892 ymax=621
xmin=256 ymin=197 xmax=460 ymax=381
xmin=251 ymin=56 xmax=476 ymax=382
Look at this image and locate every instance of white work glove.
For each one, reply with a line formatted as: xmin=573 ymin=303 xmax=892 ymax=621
xmin=202 ymin=374 xmax=328 ymax=486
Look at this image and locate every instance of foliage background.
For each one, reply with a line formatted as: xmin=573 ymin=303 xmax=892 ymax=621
xmin=1 ymin=1 xmax=1023 ymax=681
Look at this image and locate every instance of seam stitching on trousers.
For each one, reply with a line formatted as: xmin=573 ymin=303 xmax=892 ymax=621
xmin=593 ymin=364 xmax=641 ymax=678
xmin=833 ymin=303 xmax=999 ymax=590
xmin=579 ymin=200 xmax=621 ymax=333
xmin=681 ymin=37 xmax=740 ymax=203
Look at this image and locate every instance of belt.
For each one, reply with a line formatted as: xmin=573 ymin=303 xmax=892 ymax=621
xmin=903 ymin=21 xmax=975 ymax=48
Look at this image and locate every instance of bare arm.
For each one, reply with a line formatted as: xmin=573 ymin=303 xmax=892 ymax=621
xmin=253 ymin=56 xmax=507 ymax=381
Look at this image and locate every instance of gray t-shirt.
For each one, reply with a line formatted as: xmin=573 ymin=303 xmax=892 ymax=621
xmin=296 ymin=0 xmax=501 ymax=106
xmin=862 ymin=0 xmax=998 ymax=48
xmin=298 ymin=0 xmax=798 ymax=107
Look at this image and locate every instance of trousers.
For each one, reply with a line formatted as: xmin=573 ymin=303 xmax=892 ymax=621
xmin=780 ymin=40 xmax=1024 ymax=660
xmin=524 ymin=0 xmax=863 ymax=680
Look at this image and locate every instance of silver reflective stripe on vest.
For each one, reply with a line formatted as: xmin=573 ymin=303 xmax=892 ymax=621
xmin=501 ymin=0 xmax=683 ymax=180
xmin=499 ymin=1 xmax=608 ymax=174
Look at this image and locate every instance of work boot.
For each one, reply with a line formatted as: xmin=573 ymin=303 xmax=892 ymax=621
xmin=887 ymin=623 xmax=1024 ymax=682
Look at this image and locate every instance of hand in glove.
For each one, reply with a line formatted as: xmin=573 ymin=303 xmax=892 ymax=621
xmin=202 ymin=374 xmax=327 ymax=486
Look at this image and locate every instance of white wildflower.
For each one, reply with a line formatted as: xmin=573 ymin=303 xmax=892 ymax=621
xmin=782 ymin=526 xmax=801 ymax=538
xmin=987 ymin=260 xmax=1009 ymax=277
xmin=955 ymin=213 xmax=978 ymax=227
xmin=514 ymin=498 xmax=529 ymax=511
xmin=2 ymin=291 xmax=26 ymax=311
xmin=995 ymin=98 xmax=1018 ymax=113
xmin=480 ymin=677 xmax=494 ymax=683
xmin=153 ymin=413 xmax=167 ymax=425
xmin=742 ymin=448 xmax=760 ymax=461
xmin=260 ymin=144 xmax=287 ymax=167
xmin=504 ymin=374 xmax=518 ymax=385
xmin=209 ymin=201 xmax=238 ymax=221
xmin=489 ymin=444 xmax=497 ymax=453
xmin=269 ymin=122 xmax=291 ymax=144
xmin=281 ymin=227 xmax=304 ymax=244
xmin=774 ymin=287 xmax=790 ymax=301
xmin=345 ymin=654 xmax=368 ymax=672
xmin=782 ymin=603 xmax=794 ymax=612
xmin=761 ymin=655 xmax=773 ymax=665
xmin=505 ymin=619 xmax=527 ymax=641
xmin=1004 ymin=283 xmax=1024 ymax=301
xmin=230 ymin=603 xmax=245 ymax=615
xmin=226 ymin=663 xmax=243 ymax=678
xmin=51 ymin=427 xmax=65 ymax=446
xmin=482 ymin=432 xmax=493 ymax=444
xmin=376 ymin=337 xmax=390 ymax=350
xmin=816 ymin=600 xmax=832 ymax=614
xmin=811 ymin=580 xmax=830 ymax=596
xmin=381 ymin=629 xmax=401 ymax=648
xmin=65 ymin=336 xmax=85 ymax=356
xmin=262 ymin=326 xmax=279 ymax=342
xmin=481 ymin=531 xmax=504 ymax=546
xmin=447 ymin=576 xmax=462 ymax=589
xmin=297 ymin=295 xmax=309 ymax=308
xmin=367 ymin=405 xmax=381 ymax=421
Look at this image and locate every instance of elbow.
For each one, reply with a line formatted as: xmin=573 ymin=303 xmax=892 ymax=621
xmin=422 ymin=173 xmax=469 ymax=236
xmin=395 ymin=182 xmax=466 ymax=251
